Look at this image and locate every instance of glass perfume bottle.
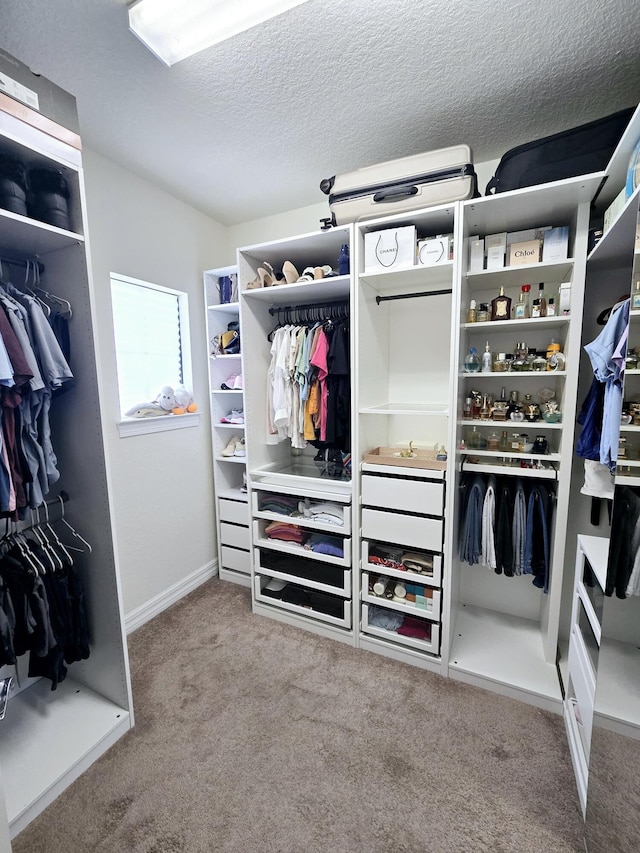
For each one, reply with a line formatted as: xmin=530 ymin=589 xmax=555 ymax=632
xmin=537 ymin=283 xmax=547 ymax=317
xmin=468 ymin=299 xmax=477 ymax=322
xmin=464 ymin=347 xmax=481 ymax=372
xmin=481 ymin=342 xmax=492 ymax=373
xmin=514 ymin=284 xmax=531 ymax=319
xmin=491 ymin=286 xmax=512 ymax=321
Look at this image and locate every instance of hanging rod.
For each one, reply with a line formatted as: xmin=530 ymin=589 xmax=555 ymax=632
xmin=375 ymin=287 xmax=452 ymax=305
xmin=269 ymin=299 xmax=349 ymax=316
xmin=0 ymin=255 xmax=45 ymax=274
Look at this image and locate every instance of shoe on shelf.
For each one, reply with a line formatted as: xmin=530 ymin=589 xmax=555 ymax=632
xmin=221 ymin=435 xmax=242 ymax=456
xmin=298 ymin=266 xmax=316 ymax=282
xmin=234 ymin=437 xmax=246 ymax=457
xmin=258 ymin=261 xmax=277 ymax=287
xmin=221 ymin=373 xmax=243 ymax=390
xmin=282 ymin=261 xmax=299 ymax=284
xmin=241 ymin=472 xmax=248 ymax=493
xmin=246 ymin=272 xmax=263 ymax=290
xmin=221 ymin=409 xmax=244 ymax=424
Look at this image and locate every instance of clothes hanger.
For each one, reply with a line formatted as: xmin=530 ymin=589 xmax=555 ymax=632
xmin=57 ymin=494 xmax=93 ymax=554
xmin=42 ymin=499 xmax=74 ymax=564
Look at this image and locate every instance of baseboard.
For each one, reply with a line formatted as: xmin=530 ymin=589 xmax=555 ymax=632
xmin=125 ymin=559 xmax=218 ymax=634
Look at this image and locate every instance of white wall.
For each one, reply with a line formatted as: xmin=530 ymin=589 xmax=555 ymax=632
xmin=82 ymin=149 xmax=227 ymax=616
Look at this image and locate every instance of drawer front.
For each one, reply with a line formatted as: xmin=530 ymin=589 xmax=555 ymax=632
xmin=221 ymin=545 xmax=251 ymax=575
xmin=568 ymin=629 xmax=596 ymax=748
xmin=361 ymin=508 xmax=443 ymax=552
xmin=362 ymin=474 xmax=444 ymax=517
xmin=219 ymin=498 xmax=250 ymax=526
xmin=220 ymin=521 xmax=251 ymax=551
xmin=361 ymin=603 xmax=440 ymax=656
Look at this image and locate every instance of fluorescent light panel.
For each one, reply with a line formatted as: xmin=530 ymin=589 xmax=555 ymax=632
xmin=129 ymin=0 xmax=310 ymax=66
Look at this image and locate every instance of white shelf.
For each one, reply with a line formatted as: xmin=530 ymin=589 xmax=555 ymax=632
xmin=615 ymin=474 xmax=640 ymax=487
xmin=0 ymin=678 xmax=131 ymax=834
xmin=253 ymin=510 xmax=347 ymax=536
xmin=459 ymin=460 xmax=558 ymax=479
xmin=250 ymin=461 xmax=352 ymax=493
xmin=215 ymin=422 xmax=246 ymax=430
xmin=214 ymin=455 xmax=246 ymax=464
xmin=251 ymin=480 xmax=351 ymax=504
xmin=359 ymin=402 xmax=449 ymax=415
xmin=577 ymin=534 xmax=610 ymax=592
xmin=361 ymin=604 xmax=440 ymax=656
xmin=362 ymin=585 xmax=439 ymax=622
xmin=360 ymin=461 xmax=446 ymax=480
xmin=359 ymin=262 xmax=454 ymax=295
xmin=254 ymin=576 xmax=351 ymax=630
xmin=212 ymin=388 xmax=243 ymax=395
xmin=458 ymin=419 xmax=563 ymax=429
xmin=460 ymin=448 xmax=560 ymax=462
xmin=242 ymin=275 xmax=350 ymax=304
xmin=0 ymin=207 xmax=85 ymax=255
xmin=466 ymin=260 xmax=574 ymax=291
xmin=620 ymin=425 xmax=640 ymax=432
xmin=588 ymin=186 xmax=640 ymax=270
xmin=207 ymin=301 xmax=240 ymax=314
xmin=462 ymin=315 xmax=569 ymax=331
xmin=461 ymin=370 xmax=567 ymax=379
xmin=449 ymin=604 xmax=562 ymax=705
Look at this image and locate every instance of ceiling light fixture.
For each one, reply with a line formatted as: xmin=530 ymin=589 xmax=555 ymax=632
xmin=128 ymin=0 xmax=310 ymax=66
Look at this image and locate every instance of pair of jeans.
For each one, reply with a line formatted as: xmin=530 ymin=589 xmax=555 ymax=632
xmin=524 ymin=485 xmax=551 ymax=592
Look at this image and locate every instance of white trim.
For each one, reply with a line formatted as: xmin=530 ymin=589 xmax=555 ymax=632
xmin=125 ymin=559 xmax=218 ymax=633
xmin=118 ymin=412 xmax=200 ymax=437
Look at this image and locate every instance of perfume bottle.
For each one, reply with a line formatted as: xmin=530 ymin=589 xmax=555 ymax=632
xmin=481 ymin=342 xmax=492 ymax=373
xmin=477 ymin=302 xmax=491 ymax=322
xmin=547 ymin=297 xmax=556 ymax=316
xmin=633 ymin=281 xmax=640 ymax=310
xmin=514 ymin=284 xmax=531 ymax=319
xmin=468 ymin=299 xmax=477 ymax=322
xmin=537 ymin=283 xmax=547 ymax=317
xmin=499 ymin=430 xmax=509 ymax=453
xmin=491 ymin=286 xmax=512 ymax=321
xmin=464 ymin=347 xmax=481 ymax=372
xmin=338 ymin=244 xmax=350 ymax=275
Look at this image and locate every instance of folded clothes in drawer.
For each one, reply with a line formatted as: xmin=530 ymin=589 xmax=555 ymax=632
xmin=260 ymin=578 xmax=345 ymax=619
xmin=259 ymin=550 xmax=345 ymax=588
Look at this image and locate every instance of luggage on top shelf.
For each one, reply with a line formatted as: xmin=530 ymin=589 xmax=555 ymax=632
xmin=320 ymin=145 xmax=478 ymax=225
xmin=485 ymin=106 xmax=635 ymax=195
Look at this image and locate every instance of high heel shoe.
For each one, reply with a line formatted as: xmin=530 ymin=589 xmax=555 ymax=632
xmin=245 ymin=271 xmax=262 ymax=289
xmin=282 ymin=261 xmax=299 ymax=284
xmin=258 ymin=261 xmax=277 ymax=287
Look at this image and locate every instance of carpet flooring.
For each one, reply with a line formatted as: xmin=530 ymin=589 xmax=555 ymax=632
xmin=14 ymin=578 xmax=585 ymax=853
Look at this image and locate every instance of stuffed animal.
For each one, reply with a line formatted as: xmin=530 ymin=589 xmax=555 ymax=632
xmin=124 ymin=385 xmax=197 ymax=418
xmin=172 ymin=384 xmax=198 ymax=415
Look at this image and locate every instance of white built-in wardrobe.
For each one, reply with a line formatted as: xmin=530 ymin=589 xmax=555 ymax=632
xmin=0 ymin=76 xmax=132 ymax=847
xmin=205 ymin=104 xmax=640 ymax=732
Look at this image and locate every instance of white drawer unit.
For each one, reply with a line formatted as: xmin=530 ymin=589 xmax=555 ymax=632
xmin=219 ymin=498 xmax=250 ymax=526
xmin=361 ymin=473 xmax=444 ymax=517
xmin=361 ymin=540 xmax=442 ymax=588
xmin=221 ymin=545 xmax=251 ymax=576
xmin=251 ymin=490 xmax=351 ymax=535
xmin=254 ymin=574 xmax=352 ymax=629
xmin=361 ymin=604 xmax=440 ymax=656
xmin=361 ymin=508 xmax=443 ymax=553
xmin=220 ymin=521 xmax=251 ymax=551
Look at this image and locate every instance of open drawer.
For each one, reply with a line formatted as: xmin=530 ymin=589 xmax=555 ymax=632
xmin=361 ymin=603 xmax=440 ymax=656
xmin=252 ymin=489 xmax=351 ymax=535
xmin=254 ymin=574 xmax=352 ymax=629
xmin=253 ymin=520 xmax=351 ymax=567
xmin=255 ymin=548 xmax=351 ymax=597
xmin=361 ymin=540 xmax=442 ymax=588
xmin=361 ymin=571 xmax=441 ymax=621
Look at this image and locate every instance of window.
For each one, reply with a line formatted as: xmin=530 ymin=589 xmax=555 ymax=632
xmin=110 ymin=273 xmax=196 ymax=436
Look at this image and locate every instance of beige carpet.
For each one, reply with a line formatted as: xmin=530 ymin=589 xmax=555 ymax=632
xmin=14 ymin=578 xmax=585 ymax=853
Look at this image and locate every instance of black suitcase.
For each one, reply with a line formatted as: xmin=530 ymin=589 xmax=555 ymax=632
xmin=485 ymin=107 xmax=635 ymax=195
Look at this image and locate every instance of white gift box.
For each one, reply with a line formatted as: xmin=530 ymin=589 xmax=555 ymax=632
xmin=364 ymin=225 xmax=416 ymax=271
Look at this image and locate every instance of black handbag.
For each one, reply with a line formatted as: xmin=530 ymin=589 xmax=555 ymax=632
xmin=485 ymin=107 xmax=635 ymax=195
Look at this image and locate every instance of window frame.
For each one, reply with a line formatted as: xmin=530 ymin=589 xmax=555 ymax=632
xmin=110 ymin=272 xmax=199 ymax=437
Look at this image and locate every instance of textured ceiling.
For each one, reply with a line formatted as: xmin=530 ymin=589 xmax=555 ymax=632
xmin=0 ymin=0 xmax=639 ymax=226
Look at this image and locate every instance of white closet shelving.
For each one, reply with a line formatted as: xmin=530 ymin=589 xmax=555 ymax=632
xmin=449 ymin=174 xmax=599 ymax=709
xmin=237 ymin=226 xmax=356 ymax=643
xmin=354 ymin=203 xmax=460 ymax=673
xmin=203 ymin=266 xmax=250 ymax=586
xmin=0 ymin=84 xmax=132 ymax=842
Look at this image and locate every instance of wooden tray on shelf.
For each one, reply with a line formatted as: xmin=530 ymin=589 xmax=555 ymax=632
xmin=362 ymin=446 xmax=447 ymax=471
